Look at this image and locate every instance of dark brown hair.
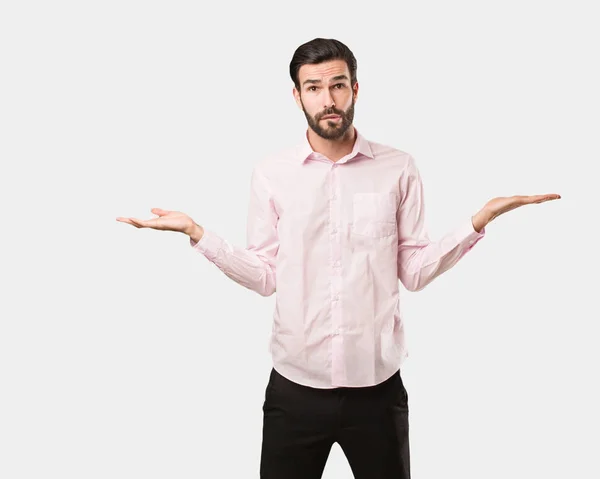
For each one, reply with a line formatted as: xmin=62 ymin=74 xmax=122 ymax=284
xmin=289 ymin=38 xmax=358 ymax=90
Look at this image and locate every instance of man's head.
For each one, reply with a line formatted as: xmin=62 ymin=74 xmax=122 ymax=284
xmin=290 ymin=38 xmax=358 ymax=140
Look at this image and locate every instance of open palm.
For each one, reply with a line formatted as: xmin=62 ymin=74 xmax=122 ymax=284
xmin=484 ymin=193 xmax=561 ymax=221
xmin=116 ymin=208 xmax=195 ymax=234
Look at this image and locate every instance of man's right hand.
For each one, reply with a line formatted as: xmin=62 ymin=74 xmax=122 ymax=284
xmin=116 ymin=208 xmax=204 ymax=242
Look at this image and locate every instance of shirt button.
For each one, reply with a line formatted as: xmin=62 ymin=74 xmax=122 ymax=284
xmin=333 ymin=260 xmax=341 ymax=267
xmin=331 ymin=228 xmax=337 ymax=234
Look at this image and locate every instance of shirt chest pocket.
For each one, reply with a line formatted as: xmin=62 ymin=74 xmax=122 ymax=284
xmin=352 ymin=192 xmax=397 ymax=238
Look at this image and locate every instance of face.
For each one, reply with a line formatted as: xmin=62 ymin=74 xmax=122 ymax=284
xmin=293 ymin=59 xmax=358 ymax=140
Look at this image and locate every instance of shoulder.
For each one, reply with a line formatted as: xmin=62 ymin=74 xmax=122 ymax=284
xmin=366 ymin=137 xmax=415 ymax=171
xmin=256 ymin=143 xmax=302 ymax=170
xmin=250 ymin=143 xmax=303 ymax=190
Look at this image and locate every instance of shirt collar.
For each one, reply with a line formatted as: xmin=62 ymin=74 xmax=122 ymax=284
xmin=297 ymin=127 xmax=374 ymax=164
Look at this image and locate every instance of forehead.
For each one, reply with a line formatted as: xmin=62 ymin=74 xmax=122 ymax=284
xmin=297 ymin=59 xmax=349 ymax=83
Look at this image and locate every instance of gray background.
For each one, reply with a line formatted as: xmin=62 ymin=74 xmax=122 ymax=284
xmin=1 ymin=0 xmax=597 ymax=478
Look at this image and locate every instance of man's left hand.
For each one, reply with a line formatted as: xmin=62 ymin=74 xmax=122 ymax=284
xmin=472 ymin=193 xmax=561 ymax=232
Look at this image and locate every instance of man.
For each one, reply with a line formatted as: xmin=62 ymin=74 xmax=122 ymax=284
xmin=117 ymin=38 xmax=560 ymax=478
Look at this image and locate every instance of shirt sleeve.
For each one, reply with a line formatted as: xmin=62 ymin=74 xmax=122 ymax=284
xmin=396 ymin=155 xmax=485 ymax=292
xmin=190 ymin=166 xmax=279 ymax=297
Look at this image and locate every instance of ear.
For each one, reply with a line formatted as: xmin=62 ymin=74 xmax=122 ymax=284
xmin=352 ymin=81 xmax=359 ymax=103
xmin=293 ymin=87 xmax=303 ymax=110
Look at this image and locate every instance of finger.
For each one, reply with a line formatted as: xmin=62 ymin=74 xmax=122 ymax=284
xmin=132 ymin=217 xmax=163 ymax=228
xmin=521 ymin=195 xmax=546 ymax=204
xmin=129 ymin=218 xmax=147 ymax=228
xmin=119 ymin=218 xmax=142 ymax=228
xmin=133 ymin=217 xmax=165 ymax=229
xmin=116 ymin=217 xmax=141 ymax=228
xmin=517 ymin=194 xmax=560 ymax=205
xmin=534 ymin=194 xmax=561 ymax=203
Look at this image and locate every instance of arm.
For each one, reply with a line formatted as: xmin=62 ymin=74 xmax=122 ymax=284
xmin=396 ymin=155 xmax=485 ymax=292
xmin=190 ymin=167 xmax=279 ymax=297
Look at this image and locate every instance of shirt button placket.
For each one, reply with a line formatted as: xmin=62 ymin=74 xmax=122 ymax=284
xmin=330 ymin=162 xmax=344 ymax=385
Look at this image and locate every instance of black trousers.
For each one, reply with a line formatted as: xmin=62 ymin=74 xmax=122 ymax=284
xmin=260 ymin=368 xmax=410 ymax=479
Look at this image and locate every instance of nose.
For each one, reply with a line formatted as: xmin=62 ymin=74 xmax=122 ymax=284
xmin=322 ymin=89 xmax=336 ymax=110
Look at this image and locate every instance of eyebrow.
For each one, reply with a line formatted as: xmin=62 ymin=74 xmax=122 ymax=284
xmin=302 ymin=74 xmax=349 ymax=87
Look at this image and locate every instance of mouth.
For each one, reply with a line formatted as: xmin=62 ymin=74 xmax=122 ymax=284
xmin=321 ymin=115 xmax=341 ymax=121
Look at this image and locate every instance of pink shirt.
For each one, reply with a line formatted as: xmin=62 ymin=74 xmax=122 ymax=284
xmin=191 ymin=128 xmax=486 ymax=388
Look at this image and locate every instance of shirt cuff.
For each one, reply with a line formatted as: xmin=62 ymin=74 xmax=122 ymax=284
xmin=456 ymin=217 xmax=486 ymax=250
xmin=190 ymin=228 xmax=222 ymax=261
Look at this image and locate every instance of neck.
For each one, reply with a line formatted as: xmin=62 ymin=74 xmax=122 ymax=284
xmin=307 ymin=126 xmax=356 ymax=162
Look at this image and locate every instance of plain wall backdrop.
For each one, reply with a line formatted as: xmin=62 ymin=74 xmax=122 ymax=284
xmin=1 ymin=1 xmax=598 ymax=478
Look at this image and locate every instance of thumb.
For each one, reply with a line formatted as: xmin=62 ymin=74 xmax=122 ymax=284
xmin=151 ymin=208 xmax=171 ymax=216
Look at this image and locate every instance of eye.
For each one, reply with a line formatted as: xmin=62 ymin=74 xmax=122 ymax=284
xmin=334 ymin=83 xmax=345 ymax=89
xmin=307 ymin=86 xmax=318 ymax=92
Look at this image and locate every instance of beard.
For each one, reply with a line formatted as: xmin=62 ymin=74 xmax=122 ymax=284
xmin=301 ymin=96 xmax=355 ymax=140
